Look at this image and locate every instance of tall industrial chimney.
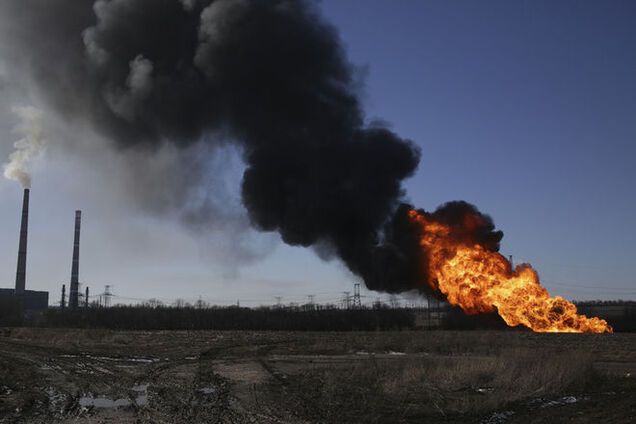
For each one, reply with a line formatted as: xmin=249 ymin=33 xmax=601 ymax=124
xmin=69 ymin=210 xmax=81 ymax=309
xmin=14 ymin=188 xmax=29 ymax=296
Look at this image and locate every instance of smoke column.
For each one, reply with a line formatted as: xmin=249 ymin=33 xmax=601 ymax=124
xmin=3 ymin=106 xmax=47 ymax=188
xmin=0 ymin=0 xmax=502 ymax=297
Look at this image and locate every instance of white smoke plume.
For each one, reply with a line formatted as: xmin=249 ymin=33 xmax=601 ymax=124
xmin=3 ymin=106 xmax=46 ymax=188
xmin=180 ymin=0 xmax=197 ymax=11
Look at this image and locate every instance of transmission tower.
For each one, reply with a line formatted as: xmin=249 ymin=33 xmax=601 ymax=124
xmin=274 ymin=296 xmax=283 ymax=308
xmin=303 ymin=294 xmax=315 ymax=310
xmin=352 ymin=283 xmax=362 ymax=309
xmin=103 ymin=285 xmax=113 ymax=308
xmin=389 ymin=294 xmax=400 ymax=309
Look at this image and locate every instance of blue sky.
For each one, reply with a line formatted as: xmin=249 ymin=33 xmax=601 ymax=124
xmin=322 ymin=0 xmax=636 ymax=300
xmin=0 ymin=0 xmax=634 ymax=305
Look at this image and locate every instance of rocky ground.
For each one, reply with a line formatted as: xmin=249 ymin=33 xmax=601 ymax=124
xmin=0 ymin=329 xmax=634 ymax=423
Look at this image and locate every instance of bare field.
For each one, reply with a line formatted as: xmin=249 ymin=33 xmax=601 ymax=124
xmin=0 ymin=329 xmax=634 ymax=423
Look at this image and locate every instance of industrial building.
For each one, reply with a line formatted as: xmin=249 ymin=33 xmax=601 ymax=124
xmin=0 ymin=288 xmax=48 ymax=311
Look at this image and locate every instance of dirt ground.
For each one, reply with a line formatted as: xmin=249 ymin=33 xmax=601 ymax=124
xmin=0 ymin=329 xmax=634 ymax=423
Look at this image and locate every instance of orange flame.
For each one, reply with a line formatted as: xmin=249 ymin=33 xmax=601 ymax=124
xmin=408 ymin=209 xmax=612 ymax=333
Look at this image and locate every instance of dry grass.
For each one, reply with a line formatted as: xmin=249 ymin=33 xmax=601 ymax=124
xmin=291 ymin=347 xmax=597 ymax=422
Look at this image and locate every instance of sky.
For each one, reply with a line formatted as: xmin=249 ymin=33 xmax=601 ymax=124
xmin=0 ymin=0 xmax=635 ymax=306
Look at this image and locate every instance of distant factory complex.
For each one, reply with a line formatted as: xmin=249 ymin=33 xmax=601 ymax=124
xmin=0 ymin=188 xmax=86 ymax=313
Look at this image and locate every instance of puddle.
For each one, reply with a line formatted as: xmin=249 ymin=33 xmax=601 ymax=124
xmin=128 ymin=357 xmax=161 ymax=364
xmin=540 ymin=395 xmax=578 ymax=408
xmin=93 ymin=366 xmax=114 ymax=375
xmin=59 ymin=354 xmax=161 ymax=364
xmin=79 ymin=395 xmax=131 ymax=408
xmin=79 ymin=383 xmax=150 ymax=409
xmin=197 ymin=387 xmax=217 ymax=395
xmin=132 ymin=384 xmax=149 ymax=406
xmin=388 ymin=351 xmax=406 ymax=356
xmin=93 ymin=355 xmax=161 ymax=364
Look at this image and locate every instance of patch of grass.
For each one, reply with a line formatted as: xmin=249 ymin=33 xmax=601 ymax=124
xmin=290 ymin=348 xmax=598 ymax=422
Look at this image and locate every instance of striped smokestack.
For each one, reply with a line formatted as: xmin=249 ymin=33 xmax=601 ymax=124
xmin=69 ymin=210 xmax=81 ymax=309
xmin=14 ymin=188 xmax=29 ymax=295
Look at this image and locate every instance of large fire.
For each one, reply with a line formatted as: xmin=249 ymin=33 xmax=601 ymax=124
xmin=408 ymin=209 xmax=612 ymax=333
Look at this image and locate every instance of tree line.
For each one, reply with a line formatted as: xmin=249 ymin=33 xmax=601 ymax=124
xmin=40 ymin=305 xmax=416 ymax=331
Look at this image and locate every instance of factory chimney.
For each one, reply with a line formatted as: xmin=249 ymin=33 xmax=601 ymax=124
xmin=14 ymin=188 xmax=29 ymax=296
xmin=69 ymin=210 xmax=81 ymax=309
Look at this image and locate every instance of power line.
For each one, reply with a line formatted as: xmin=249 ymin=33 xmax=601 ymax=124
xmin=545 ymin=281 xmax=636 ymax=292
xmin=513 ymin=256 xmax=633 ymax=272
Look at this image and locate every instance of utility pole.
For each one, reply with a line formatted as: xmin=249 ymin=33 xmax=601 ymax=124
xmin=353 ymin=283 xmax=362 ymax=309
xmin=60 ymin=284 xmax=66 ymax=309
xmin=85 ymin=286 xmax=89 ymax=309
xmin=104 ymin=285 xmax=112 ymax=308
xmin=509 ymin=255 xmax=514 ymax=269
xmin=342 ymin=292 xmax=351 ymax=310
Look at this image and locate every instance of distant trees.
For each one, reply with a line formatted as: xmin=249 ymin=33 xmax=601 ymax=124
xmin=142 ymin=299 xmax=164 ymax=308
xmin=574 ymin=300 xmax=636 ymax=306
xmin=3 ymin=299 xmax=633 ymax=332
xmin=42 ymin=305 xmax=416 ymax=331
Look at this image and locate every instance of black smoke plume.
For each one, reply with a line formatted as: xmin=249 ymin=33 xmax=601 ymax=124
xmin=363 ymin=202 xmax=503 ymax=294
xmin=0 ymin=0 xmax=502 ymax=295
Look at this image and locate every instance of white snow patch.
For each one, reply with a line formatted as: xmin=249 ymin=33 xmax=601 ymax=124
xmin=540 ymin=396 xmax=578 ymax=408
